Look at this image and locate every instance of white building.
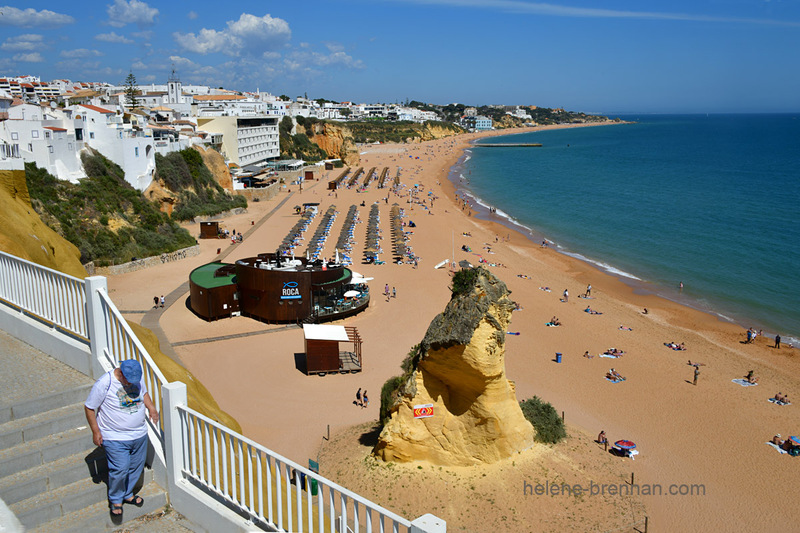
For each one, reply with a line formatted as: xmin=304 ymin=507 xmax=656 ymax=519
xmin=196 ymin=115 xmax=280 ymax=168
xmin=71 ymin=104 xmax=156 ymax=190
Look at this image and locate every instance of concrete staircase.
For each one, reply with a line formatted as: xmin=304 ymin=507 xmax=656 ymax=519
xmin=0 ymin=334 xmax=168 ymax=532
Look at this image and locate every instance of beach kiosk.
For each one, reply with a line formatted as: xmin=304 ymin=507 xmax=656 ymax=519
xmin=199 ymin=221 xmax=220 ymax=239
xmin=303 ymin=324 xmax=362 ymax=376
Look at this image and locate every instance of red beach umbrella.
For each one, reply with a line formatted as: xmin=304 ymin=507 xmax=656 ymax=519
xmin=789 ymin=436 xmax=800 ymax=445
xmin=615 ymin=440 xmax=636 ymax=450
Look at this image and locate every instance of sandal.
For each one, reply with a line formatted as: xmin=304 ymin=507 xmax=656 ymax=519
xmin=124 ymin=495 xmax=144 ymax=507
xmin=110 ymin=503 xmax=123 ymax=516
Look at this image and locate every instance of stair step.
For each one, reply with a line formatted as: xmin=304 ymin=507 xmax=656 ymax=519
xmin=0 ymin=448 xmax=107 ymax=505
xmin=0 ymin=425 xmax=92 ymax=478
xmin=0 ymin=383 xmax=93 ymax=426
xmin=0 ymin=402 xmax=88 ymax=451
xmin=11 ymin=467 xmax=155 ymax=530
xmin=28 ymin=480 xmax=166 ymax=533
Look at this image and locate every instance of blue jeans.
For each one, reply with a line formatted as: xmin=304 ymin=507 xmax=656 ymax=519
xmin=103 ymin=435 xmax=148 ymax=504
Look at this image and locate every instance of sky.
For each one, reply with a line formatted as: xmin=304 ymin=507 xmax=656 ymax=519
xmin=1 ymin=1 xmax=799 ymax=114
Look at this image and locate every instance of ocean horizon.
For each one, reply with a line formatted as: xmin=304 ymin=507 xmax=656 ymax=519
xmin=449 ymin=114 xmax=800 ymax=345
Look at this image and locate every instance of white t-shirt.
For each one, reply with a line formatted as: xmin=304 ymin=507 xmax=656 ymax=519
xmin=85 ymin=370 xmax=148 ymax=441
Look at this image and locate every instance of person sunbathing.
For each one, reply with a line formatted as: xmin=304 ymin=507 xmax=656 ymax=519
xmin=583 ymin=350 xmax=594 ymax=359
xmin=772 ymin=434 xmax=784 ymax=446
xmin=584 ymin=306 xmax=603 ymax=315
xmin=746 ymin=370 xmax=759 ymax=384
xmin=550 ymin=316 xmax=561 ymax=326
xmin=606 ymin=368 xmax=624 ymax=381
xmin=605 ymin=348 xmax=624 ymax=357
xmin=597 ymin=431 xmax=608 ymax=445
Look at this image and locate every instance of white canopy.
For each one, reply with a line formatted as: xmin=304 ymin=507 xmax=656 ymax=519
xmin=303 ymin=324 xmax=349 ymax=342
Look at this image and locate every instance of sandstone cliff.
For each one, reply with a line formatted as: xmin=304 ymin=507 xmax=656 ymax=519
xmin=308 ymin=122 xmax=361 ymax=166
xmin=374 ymin=268 xmax=535 ymax=465
xmin=0 ymin=167 xmax=87 ymax=278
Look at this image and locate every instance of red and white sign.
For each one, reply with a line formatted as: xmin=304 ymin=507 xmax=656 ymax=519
xmin=413 ymin=404 xmax=434 ymax=419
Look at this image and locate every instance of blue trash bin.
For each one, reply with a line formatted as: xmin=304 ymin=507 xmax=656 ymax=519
xmin=556 ymin=352 xmax=562 ymax=363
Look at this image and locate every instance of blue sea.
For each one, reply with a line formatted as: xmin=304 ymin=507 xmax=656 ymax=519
xmin=450 ymin=114 xmax=800 ymax=345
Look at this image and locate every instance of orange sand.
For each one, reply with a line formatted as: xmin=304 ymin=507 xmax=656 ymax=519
xmin=110 ymin=125 xmax=800 ymax=531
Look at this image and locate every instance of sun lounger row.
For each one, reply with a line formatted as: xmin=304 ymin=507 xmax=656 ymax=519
xmin=347 ymin=167 xmax=364 ymax=188
xmin=277 ymin=210 xmax=316 ymax=255
xmin=377 ymin=167 xmax=390 ymax=188
xmin=305 ymin=206 xmax=338 ymax=261
xmin=334 ymin=205 xmax=359 ymax=266
xmin=364 ymin=204 xmax=383 ymax=263
xmin=361 ymin=167 xmax=377 ymax=188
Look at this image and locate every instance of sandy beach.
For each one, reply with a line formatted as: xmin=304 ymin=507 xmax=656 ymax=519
xmin=109 ymin=123 xmax=800 ymax=531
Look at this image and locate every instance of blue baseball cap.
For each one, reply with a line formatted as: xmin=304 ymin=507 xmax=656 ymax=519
xmin=120 ymin=360 xmax=142 ymax=385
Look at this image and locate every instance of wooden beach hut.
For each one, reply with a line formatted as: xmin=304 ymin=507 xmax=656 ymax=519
xmin=199 ymin=221 xmax=220 ymax=239
xmin=303 ymin=324 xmax=362 ymax=376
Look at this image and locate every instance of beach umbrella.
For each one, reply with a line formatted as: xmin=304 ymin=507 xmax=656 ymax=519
xmin=459 ymin=260 xmax=473 ymax=269
xmin=790 ymin=436 xmax=800 ymax=445
xmin=615 ymin=440 xmax=636 ymax=450
xmin=343 ymin=290 xmax=360 ymax=298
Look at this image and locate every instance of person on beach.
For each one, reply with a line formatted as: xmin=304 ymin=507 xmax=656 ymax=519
xmin=585 ymin=284 xmax=592 ymax=297
xmin=153 ymin=296 xmax=158 ymax=308
xmin=563 ymin=289 xmax=569 ymax=303
xmin=772 ymin=434 xmax=784 ymax=446
xmin=385 ymin=284 xmax=389 ymax=297
xmin=775 ymin=334 xmax=781 ymax=349
xmin=597 ymin=431 xmax=608 ymax=445
xmin=745 ymin=370 xmax=759 ymax=384
xmin=392 ymin=287 xmax=397 ymax=299
xmin=159 ymin=295 xmax=164 ymax=308
xmin=356 ymin=388 xmax=362 ymax=407
xmin=363 ymin=390 xmax=369 ymax=408
xmin=583 ymin=351 xmax=593 ymax=359
xmin=693 ymin=365 xmax=700 ymax=386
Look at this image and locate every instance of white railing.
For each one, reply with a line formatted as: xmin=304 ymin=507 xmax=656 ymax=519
xmin=176 ymin=405 xmax=413 ymax=533
xmin=0 ymin=251 xmax=88 ymax=340
xmin=95 ymin=288 xmax=168 ymax=448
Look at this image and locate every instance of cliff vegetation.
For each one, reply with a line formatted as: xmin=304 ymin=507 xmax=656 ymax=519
xmin=25 ymin=151 xmax=196 ymax=266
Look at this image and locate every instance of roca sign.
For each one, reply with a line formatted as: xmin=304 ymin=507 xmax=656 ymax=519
xmin=281 ymin=281 xmax=301 ymax=300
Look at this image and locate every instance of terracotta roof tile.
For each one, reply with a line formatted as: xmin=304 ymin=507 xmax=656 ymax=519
xmin=79 ymin=104 xmax=114 ymax=114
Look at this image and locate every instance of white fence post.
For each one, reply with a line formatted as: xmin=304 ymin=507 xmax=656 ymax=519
xmin=410 ymin=514 xmax=447 ymax=533
xmin=84 ymin=276 xmax=108 ymax=379
xmin=162 ymin=382 xmax=188 ymax=492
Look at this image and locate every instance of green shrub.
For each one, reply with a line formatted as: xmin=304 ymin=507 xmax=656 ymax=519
xmin=450 ymin=268 xmax=479 ymax=296
xmin=379 ymin=375 xmax=406 ymax=426
xmin=519 ymin=396 xmax=566 ymax=444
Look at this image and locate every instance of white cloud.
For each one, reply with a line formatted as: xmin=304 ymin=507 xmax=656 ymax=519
xmin=60 ymin=48 xmax=104 ymax=58
xmin=13 ymin=52 xmax=44 ymax=62
xmin=131 ymin=61 xmax=148 ymax=70
xmin=289 ymin=48 xmax=365 ymax=70
xmin=0 ymin=6 xmax=75 ymax=27
xmin=106 ymin=0 xmax=159 ymax=28
xmin=132 ymin=30 xmax=153 ymax=40
xmin=1 ymin=34 xmax=43 ymax=51
xmin=399 ymin=0 xmax=800 ymax=27
xmin=187 ymin=11 xmax=198 ymax=20
xmin=168 ymin=55 xmax=199 ymax=69
xmin=323 ymin=42 xmax=345 ymax=53
xmin=174 ymin=13 xmax=291 ymax=56
xmin=95 ymin=32 xmax=134 ymax=44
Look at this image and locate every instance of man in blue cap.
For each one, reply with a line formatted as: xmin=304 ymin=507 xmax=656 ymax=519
xmin=84 ymin=360 xmax=159 ymax=519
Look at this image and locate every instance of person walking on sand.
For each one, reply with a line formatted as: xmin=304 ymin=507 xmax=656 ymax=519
xmin=392 ymin=287 xmax=396 ymax=299
xmin=363 ymin=390 xmax=369 ymax=408
xmin=159 ymin=295 xmax=165 ymax=308
xmin=585 ymin=284 xmax=592 ymax=297
xmin=84 ymin=360 xmax=158 ymax=519
xmin=563 ymin=289 xmax=569 ymax=303
xmin=153 ymin=296 xmax=158 ymax=308
xmin=356 ymin=388 xmax=362 ymax=407
xmin=693 ymin=365 xmax=700 ymax=386
xmin=775 ymin=334 xmax=781 ymax=349
xmin=385 ymin=284 xmax=389 ymax=297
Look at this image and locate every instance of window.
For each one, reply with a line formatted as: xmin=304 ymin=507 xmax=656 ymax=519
xmin=135 ymin=146 xmax=139 ymax=157
xmin=89 ymin=132 xmax=94 ymax=139
xmin=49 ymin=146 xmax=54 ymax=153
xmin=28 ymin=143 xmax=33 ymax=152
xmin=10 ymin=132 xmax=18 ymax=140
xmin=45 ymin=131 xmax=50 ymax=139
xmin=32 ymin=130 xmax=39 ymax=138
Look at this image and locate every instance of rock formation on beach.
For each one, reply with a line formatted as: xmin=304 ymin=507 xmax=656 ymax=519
xmin=374 ymin=268 xmax=535 ymax=465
